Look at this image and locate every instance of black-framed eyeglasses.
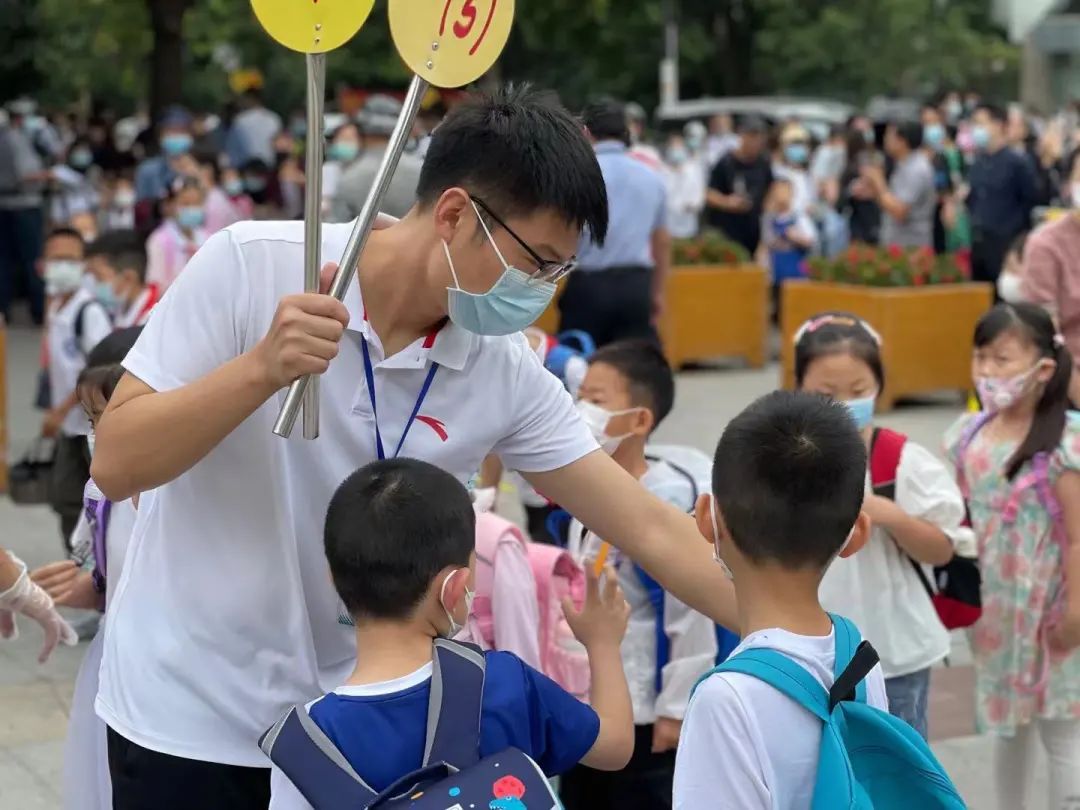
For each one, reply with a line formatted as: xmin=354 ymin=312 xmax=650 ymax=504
xmin=470 ymin=195 xmax=577 ymax=285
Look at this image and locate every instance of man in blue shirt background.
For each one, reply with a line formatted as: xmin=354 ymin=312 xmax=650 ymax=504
xmin=967 ymin=102 xmax=1036 ymax=287
xmin=559 ymin=98 xmax=671 ymax=347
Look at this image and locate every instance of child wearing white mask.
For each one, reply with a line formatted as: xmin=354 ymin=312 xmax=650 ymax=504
xmin=794 ymin=312 xmax=970 ymax=739
xmin=41 ymin=227 xmax=113 ymax=547
xmin=564 ymin=340 xmax=717 ymax=810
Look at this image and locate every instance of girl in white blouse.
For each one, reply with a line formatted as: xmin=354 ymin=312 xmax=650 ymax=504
xmin=793 ymin=311 xmax=974 ymax=739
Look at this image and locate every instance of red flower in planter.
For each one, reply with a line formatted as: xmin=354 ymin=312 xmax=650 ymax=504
xmin=913 ymin=273 xmax=927 ymax=286
xmin=887 ymin=244 xmax=903 ymax=259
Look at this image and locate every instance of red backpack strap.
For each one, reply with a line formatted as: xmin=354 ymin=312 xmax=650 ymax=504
xmin=869 ymin=428 xmax=907 ymax=498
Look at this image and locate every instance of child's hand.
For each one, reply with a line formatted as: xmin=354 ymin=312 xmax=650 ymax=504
xmin=863 ymin=494 xmax=903 ymax=532
xmin=563 ymin=565 xmax=630 ymax=652
xmin=652 ymin=716 xmax=682 ymax=753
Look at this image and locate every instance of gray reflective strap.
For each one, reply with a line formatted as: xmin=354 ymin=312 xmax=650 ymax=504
xmin=263 ymin=705 xmax=378 ymax=796
xmin=422 ymin=639 xmax=486 ymax=767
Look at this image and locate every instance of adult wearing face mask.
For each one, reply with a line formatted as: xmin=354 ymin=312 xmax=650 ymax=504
xmin=663 ymin=135 xmax=706 ymax=240
xmin=966 ymin=103 xmax=1037 ymax=288
xmin=50 ymin=139 xmax=101 ymax=226
xmin=331 ymin=95 xmax=424 ymax=223
xmin=773 ymin=125 xmax=817 ymax=217
xmin=145 ymin=176 xmax=208 ymax=292
xmin=134 ymin=106 xmax=196 ymax=205
xmin=40 ymin=227 xmax=113 ymax=546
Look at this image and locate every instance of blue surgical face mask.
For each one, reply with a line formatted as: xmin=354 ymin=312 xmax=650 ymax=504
xmin=94 ymin=281 xmax=119 ymax=312
xmin=843 ymin=395 xmax=876 ymax=430
xmin=785 ymin=143 xmax=809 ymax=165
xmin=244 ymin=176 xmax=267 ymax=194
xmin=160 ymin=133 xmax=193 ymax=157
xmin=444 ymin=201 xmax=557 ymax=336
xmin=972 ymin=125 xmax=991 ymax=151
xmin=69 ymin=149 xmax=94 ymax=170
xmin=224 ymin=178 xmax=244 ymax=196
xmin=667 ymin=146 xmax=689 ymax=165
xmin=176 ymin=206 xmax=204 ymax=230
xmin=328 ymin=142 xmax=360 ymax=162
xmin=924 ymin=124 xmax=946 ymax=150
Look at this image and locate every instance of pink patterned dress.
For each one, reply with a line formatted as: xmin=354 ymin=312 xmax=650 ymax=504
xmin=945 ymin=411 xmax=1080 ymax=735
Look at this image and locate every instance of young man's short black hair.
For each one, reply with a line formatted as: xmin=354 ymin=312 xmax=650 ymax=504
xmin=977 ymin=102 xmax=1008 ymax=124
xmin=892 ymin=120 xmax=924 ymax=151
xmin=589 ymin=340 xmax=675 ymax=430
xmin=712 ymin=391 xmax=867 ymax=570
xmin=87 ymin=326 xmax=143 ymax=369
xmin=418 ymin=84 xmax=609 ymax=246
xmin=88 ymin=230 xmax=148 ymax=283
xmin=44 ymin=226 xmax=86 ymax=251
xmin=325 ymin=458 xmax=476 ymax=621
xmin=581 ymin=97 xmax=630 ymax=146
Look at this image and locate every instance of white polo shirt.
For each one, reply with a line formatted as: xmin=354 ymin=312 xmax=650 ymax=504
xmin=47 ymin=289 xmax=113 ymax=436
xmin=95 ymin=220 xmax=598 ymax=767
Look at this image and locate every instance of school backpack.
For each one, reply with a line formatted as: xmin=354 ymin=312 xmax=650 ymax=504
xmin=524 ymin=327 xmax=594 ymax=398
xmin=693 ymin=614 xmax=966 ymax=810
xmin=469 ymin=511 xmax=591 ymax=701
xmin=869 ymin=428 xmax=982 ymax=630
xmin=260 ymin=640 xmax=560 ymax=810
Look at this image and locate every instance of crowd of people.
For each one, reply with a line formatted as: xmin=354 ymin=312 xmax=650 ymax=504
xmin=0 ymin=82 xmax=1078 ymax=810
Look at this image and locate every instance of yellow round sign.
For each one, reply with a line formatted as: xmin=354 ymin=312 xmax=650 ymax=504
xmin=251 ymin=0 xmax=375 ymax=54
xmin=389 ymin=0 xmax=515 ymax=88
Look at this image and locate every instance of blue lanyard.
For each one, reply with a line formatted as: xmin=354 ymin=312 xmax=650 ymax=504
xmin=360 ymin=339 xmax=439 ymax=461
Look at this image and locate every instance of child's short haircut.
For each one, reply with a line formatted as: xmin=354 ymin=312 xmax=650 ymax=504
xmin=86 ymin=326 xmax=143 ymax=369
xmin=589 ymin=340 xmax=675 ymax=430
xmin=325 ymin=459 xmax=476 ymax=621
xmin=77 ymin=364 xmax=126 ymax=407
xmin=44 ymin=226 xmax=86 ymax=252
xmin=417 ymin=84 xmax=609 ymax=246
xmin=88 ymin=230 xmax=148 ymax=283
xmin=711 ymin=390 xmax=867 ymax=569
xmin=794 ymin=312 xmax=884 ymax=391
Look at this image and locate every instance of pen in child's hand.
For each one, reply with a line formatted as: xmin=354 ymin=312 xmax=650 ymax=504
xmin=593 ymin=543 xmax=610 ymax=577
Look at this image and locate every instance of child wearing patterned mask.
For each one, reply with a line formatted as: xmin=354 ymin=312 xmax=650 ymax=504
xmin=794 ymin=312 xmax=970 ymax=739
xmin=564 ymin=340 xmax=717 ymax=810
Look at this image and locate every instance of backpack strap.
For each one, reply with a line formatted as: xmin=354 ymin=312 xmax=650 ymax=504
xmin=644 ymin=455 xmax=700 ymax=506
xmin=258 ymin=705 xmax=378 ymax=809
xmin=422 ymin=639 xmax=486 ymax=770
xmin=869 ymin=428 xmax=907 ymax=498
xmin=715 ymin=649 xmax=831 ymax=722
xmin=954 ymin=412 xmax=996 ymax=496
xmin=829 ymin=614 xmax=868 ymax=705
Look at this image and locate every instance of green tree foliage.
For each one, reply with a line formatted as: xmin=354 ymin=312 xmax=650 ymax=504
xmin=0 ymin=0 xmax=1018 ymax=116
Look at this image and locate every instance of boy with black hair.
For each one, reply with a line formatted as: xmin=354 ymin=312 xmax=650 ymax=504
xmin=563 ymin=340 xmax=716 ymax=810
xmin=95 ymin=85 xmax=737 ymax=806
xmin=674 ymin=391 xmax=888 ymax=809
xmin=267 ymin=457 xmax=635 ymax=809
xmin=42 ymin=227 xmax=112 ymax=546
xmin=86 ymin=231 xmax=158 ymax=328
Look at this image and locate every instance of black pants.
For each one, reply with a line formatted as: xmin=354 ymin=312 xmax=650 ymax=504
xmin=0 ymin=205 xmax=45 ymax=324
xmin=560 ymin=724 xmax=675 ymax=810
xmin=50 ymin=434 xmax=90 ymax=550
xmin=970 ymin=230 xmax=1014 ymax=288
xmin=558 ymin=265 xmax=658 ymax=349
xmin=108 ymin=727 xmax=271 ymax=810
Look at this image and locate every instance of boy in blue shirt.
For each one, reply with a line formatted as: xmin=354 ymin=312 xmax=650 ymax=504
xmin=268 ymin=458 xmax=635 ymax=809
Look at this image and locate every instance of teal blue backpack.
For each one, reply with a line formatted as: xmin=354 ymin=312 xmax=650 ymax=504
xmin=692 ymin=615 xmax=966 ymax=809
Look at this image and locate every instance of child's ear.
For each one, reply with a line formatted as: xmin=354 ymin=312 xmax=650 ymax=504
xmin=634 ymin=407 xmax=654 ymax=437
xmin=694 ymin=493 xmax=714 ymax=545
xmin=839 ymin=511 xmax=873 ymax=559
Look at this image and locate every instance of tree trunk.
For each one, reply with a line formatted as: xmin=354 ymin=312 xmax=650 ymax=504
xmin=147 ymin=0 xmax=191 ymax=121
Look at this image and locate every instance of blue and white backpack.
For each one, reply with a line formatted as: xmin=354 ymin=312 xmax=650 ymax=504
xmin=260 ymin=640 xmax=560 ymax=810
xmin=692 ymin=615 xmax=966 ymax=809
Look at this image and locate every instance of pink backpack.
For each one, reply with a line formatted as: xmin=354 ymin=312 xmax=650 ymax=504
xmin=469 ymin=512 xmax=590 ymax=701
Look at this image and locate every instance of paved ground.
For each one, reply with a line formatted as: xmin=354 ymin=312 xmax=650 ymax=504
xmin=0 ymin=324 xmax=1042 ymax=808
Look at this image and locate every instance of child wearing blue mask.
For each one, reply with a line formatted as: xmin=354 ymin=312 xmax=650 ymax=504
xmin=793 ymin=311 xmax=970 ymax=738
xmin=145 ymin=175 xmax=207 ymax=292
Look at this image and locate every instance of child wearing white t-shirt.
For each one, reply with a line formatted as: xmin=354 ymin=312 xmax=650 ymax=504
xmin=675 ymin=391 xmax=889 ymax=810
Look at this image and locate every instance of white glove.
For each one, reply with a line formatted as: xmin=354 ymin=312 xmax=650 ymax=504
xmin=0 ymin=555 xmax=79 ymax=663
xmin=472 ymin=487 xmax=498 ymax=514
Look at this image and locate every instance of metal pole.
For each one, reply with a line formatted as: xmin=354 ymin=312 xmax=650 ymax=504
xmin=273 ymin=74 xmax=430 ymax=439
xmin=301 ymin=52 xmax=326 ymax=440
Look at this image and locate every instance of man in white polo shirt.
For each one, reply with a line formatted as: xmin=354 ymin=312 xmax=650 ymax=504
xmin=92 ymin=86 xmax=737 ymax=809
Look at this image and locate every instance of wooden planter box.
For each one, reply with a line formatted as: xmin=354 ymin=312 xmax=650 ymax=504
xmin=533 ymin=264 xmax=768 ymax=369
xmin=780 ymin=281 xmax=994 ymax=411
